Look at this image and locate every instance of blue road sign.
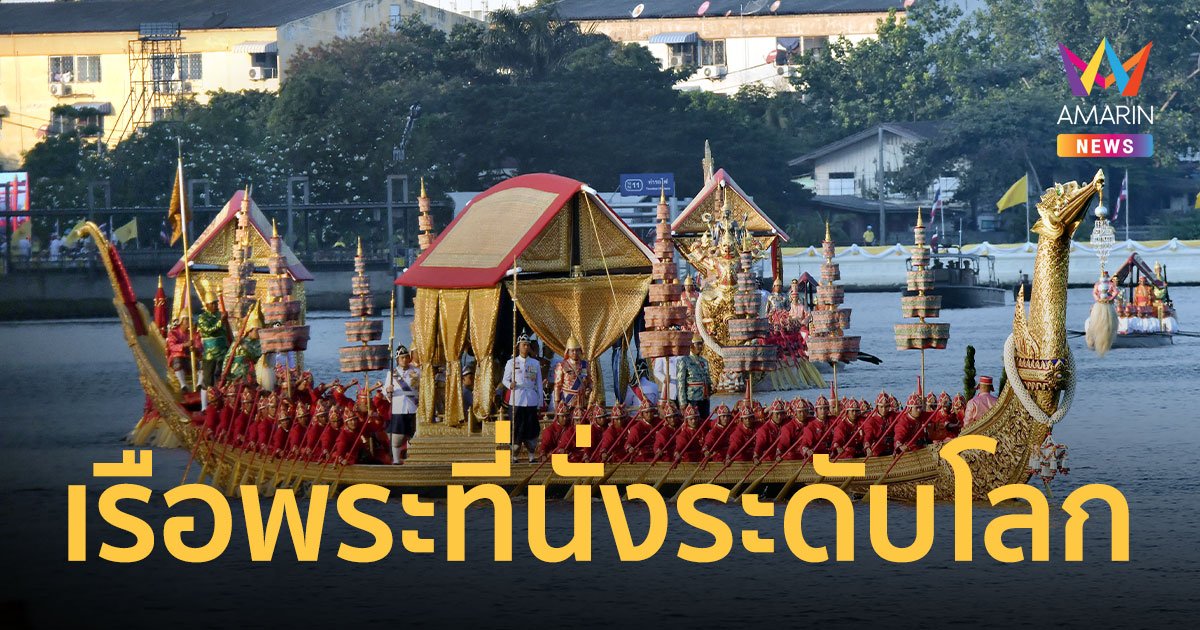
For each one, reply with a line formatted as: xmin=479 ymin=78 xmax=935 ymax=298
xmin=619 ymin=173 xmax=675 ymax=197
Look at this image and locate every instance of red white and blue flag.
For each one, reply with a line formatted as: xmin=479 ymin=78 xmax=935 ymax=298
xmin=1113 ymin=170 xmax=1128 ymax=221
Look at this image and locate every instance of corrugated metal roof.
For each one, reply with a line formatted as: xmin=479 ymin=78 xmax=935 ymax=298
xmin=550 ymin=0 xmax=905 ymax=21
xmin=648 ymin=31 xmax=698 ymax=44
xmin=0 ymin=0 xmax=363 ymax=35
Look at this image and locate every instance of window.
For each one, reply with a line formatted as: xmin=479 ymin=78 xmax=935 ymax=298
xmin=802 ymin=36 xmax=829 ymax=55
xmin=775 ymin=37 xmax=801 ymax=65
xmin=151 ymin=54 xmax=176 ymax=93
xmin=50 ymin=113 xmax=75 ymax=135
xmin=49 ymin=55 xmax=100 ymax=83
xmin=51 ymin=108 xmax=104 ymax=137
xmin=699 ymin=40 xmax=726 ymax=66
xmin=152 ymin=107 xmax=171 ymax=123
xmin=250 ymin=52 xmax=279 ymax=79
xmin=667 ymin=43 xmax=695 ymax=68
xmin=828 ymin=172 xmax=855 ymax=196
xmin=76 ymin=56 xmax=101 ymax=82
xmin=389 ymin=4 xmax=402 ymax=29
xmin=49 ymin=56 xmax=74 ymax=82
xmin=179 ymin=54 xmax=202 ymax=81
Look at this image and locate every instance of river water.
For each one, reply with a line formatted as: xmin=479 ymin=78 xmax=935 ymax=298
xmin=1 ymin=288 xmax=1198 ymax=629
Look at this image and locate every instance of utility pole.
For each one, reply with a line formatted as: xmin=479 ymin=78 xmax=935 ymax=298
xmin=877 ymin=126 xmax=886 ymax=244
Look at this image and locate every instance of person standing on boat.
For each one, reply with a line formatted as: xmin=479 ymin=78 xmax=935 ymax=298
xmin=553 ymin=335 xmax=592 ymax=411
xmin=194 ymin=283 xmax=231 ymax=410
xmin=677 ymin=334 xmax=712 ymax=419
xmin=388 ymin=346 xmax=420 ymax=465
xmin=624 ymin=360 xmax=660 ymax=408
xmin=503 ymin=332 xmax=542 ymax=463
xmin=962 ymin=376 xmax=998 ymax=428
xmin=167 ymin=318 xmax=199 ymax=391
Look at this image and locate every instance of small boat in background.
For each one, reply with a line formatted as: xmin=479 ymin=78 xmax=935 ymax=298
xmin=1111 ymin=253 xmax=1176 ymax=348
xmin=904 ymin=247 xmax=1006 ymax=308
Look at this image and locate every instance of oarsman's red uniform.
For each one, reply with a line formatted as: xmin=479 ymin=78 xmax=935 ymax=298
xmin=859 ymin=393 xmax=890 ymax=456
xmin=926 ymin=392 xmax=954 ymax=442
xmin=333 ymin=424 xmax=360 ymax=464
xmin=317 ymin=416 xmax=341 ymax=461
xmin=753 ymin=402 xmax=787 ymax=461
xmin=598 ymin=421 xmax=628 ymax=462
xmin=725 ymin=420 xmax=756 ymax=462
xmin=831 ymin=401 xmax=864 ymax=459
xmin=539 ymin=410 xmax=571 ymax=461
xmin=702 ymin=404 xmax=735 ymax=457
xmin=624 ymin=412 xmax=658 ymax=462
xmin=775 ymin=417 xmax=806 ymax=460
xmin=652 ymin=416 xmax=682 ymax=461
xmin=892 ymin=393 xmax=928 ymax=452
xmin=948 ymin=394 xmax=967 ymax=437
xmin=285 ymin=418 xmax=306 ymax=456
xmin=674 ymin=423 xmax=705 ymax=462
xmin=302 ymin=415 xmax=325 ymax=460
xmin=268 ymin=423 xmax=289 ymax=457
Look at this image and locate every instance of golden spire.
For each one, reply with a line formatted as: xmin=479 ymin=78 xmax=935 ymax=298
xmin=660 ymin=183 xmax=667 ymax=205
xmin=824 ymin=221 xmax=831 ymax=242
xmin=356 ymin=237 xmax=363 ymax=257
xmin=272 ymin=218 xmax=278 ymax=238
xmin=916 ymin=207 xmax=923 ymax=228
xmin=420 ymin=177 xmax=427 ymax=199
xmin=157 ymin=275 xmax=163 ymax=289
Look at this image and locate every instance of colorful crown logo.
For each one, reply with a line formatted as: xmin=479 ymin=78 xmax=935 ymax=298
xmin=1059 ymin=39 xmax=1153 ymax=97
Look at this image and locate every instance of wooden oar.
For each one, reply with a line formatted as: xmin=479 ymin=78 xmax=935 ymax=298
xmin=867 ymin=412 xmax=939 ymax=488
xmin=561 ymin=417 xmax=639 ymax=500
xmin=728 ymin=429 xmax=787 ymax=498
xmin=771 ymin=417 xmax=843 ymax=501
xmin=565 ymin=417 xmax=662 ymax=499
xmin=626 ymin=420 xmax=689 ymax=488
xmin=666 ymin=413 xmax=741 ymax=501
xmin=700 ymin=425 xmax=758 ymax=487
xmin=651 ymin=409 xmax=719 ymax=491
xmin=511 ymin=428 xmax=565 ymax=498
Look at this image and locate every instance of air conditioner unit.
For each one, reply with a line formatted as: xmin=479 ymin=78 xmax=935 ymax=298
xmin=701 ymin=65 xmax=727 ymax=79
xmin=776 ymin=65 xmax=793 ymax=77
xmin=180 ymin=81 xmax=194 ymax=93
xmin=50 ymin=82 xmax=72 ymax=97
xmin=248 ymin=67 xmax=266 ymax=81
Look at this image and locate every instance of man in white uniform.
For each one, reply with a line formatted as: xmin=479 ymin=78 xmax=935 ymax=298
xmin=387 ymin=346 xmax=420 ymax=464
xmin=503 ymin=332 xmax=543 ymax=462
xmin=653 ymin=355 xmax=680 ymax=404
xmin=624 ymin=359 xmax=660 ymax=408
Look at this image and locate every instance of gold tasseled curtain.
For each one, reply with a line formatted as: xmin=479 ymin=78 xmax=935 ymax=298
xmin=412 ymin=288 xmax=440 ymax=424
xmin=508 ymin=275 xmax=650 ymax=405
xmin=438 ymin=290 xmax=471 ymax=427
xmin=466 ymin=287 xmax=501 ymax=422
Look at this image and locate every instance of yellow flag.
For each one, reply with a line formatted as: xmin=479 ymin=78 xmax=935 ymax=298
xmin=996 ymin=175 xmax=1028 ymax=213
xmin=62 ymin=220 xmax=87 ymax=247
xmin=9 ymin=219 xmax=31 ymax=246
xmin=113 ymin=218 xmax=138 ymax=244
xmin=167 ymin=158 xmax=189 ymax=246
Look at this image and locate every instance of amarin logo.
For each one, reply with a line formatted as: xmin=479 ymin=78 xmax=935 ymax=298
xmin=1058 ymin=39 xmax=1153 ymax=97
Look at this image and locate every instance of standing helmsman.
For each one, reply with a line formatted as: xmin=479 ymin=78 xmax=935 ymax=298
xmin=194 ymin=281 xmax=231 ymax=409
xmin=387 ymin=345 xmax=420 ymax=464
xmin=553 ymin=335 xmax=592 ymax=411
xmin=503 ymin=332 xmax=543 ymax=463
xmin=676 ymin=333 xmax=712 ymax=419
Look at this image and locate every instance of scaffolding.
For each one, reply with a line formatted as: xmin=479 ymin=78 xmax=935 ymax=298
xmin=106 ymin=22 xmax=185 ymax=146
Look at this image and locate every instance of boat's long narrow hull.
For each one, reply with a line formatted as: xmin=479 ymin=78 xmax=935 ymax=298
xmin=81 ymin=217 xmax=1058 ymax=501
xmin=1112 ymin=333 xmax=1173 ymax=348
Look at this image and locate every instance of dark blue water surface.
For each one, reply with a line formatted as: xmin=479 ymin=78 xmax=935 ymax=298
xmin=1 ymin=288 xmax=1197 ymax=629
